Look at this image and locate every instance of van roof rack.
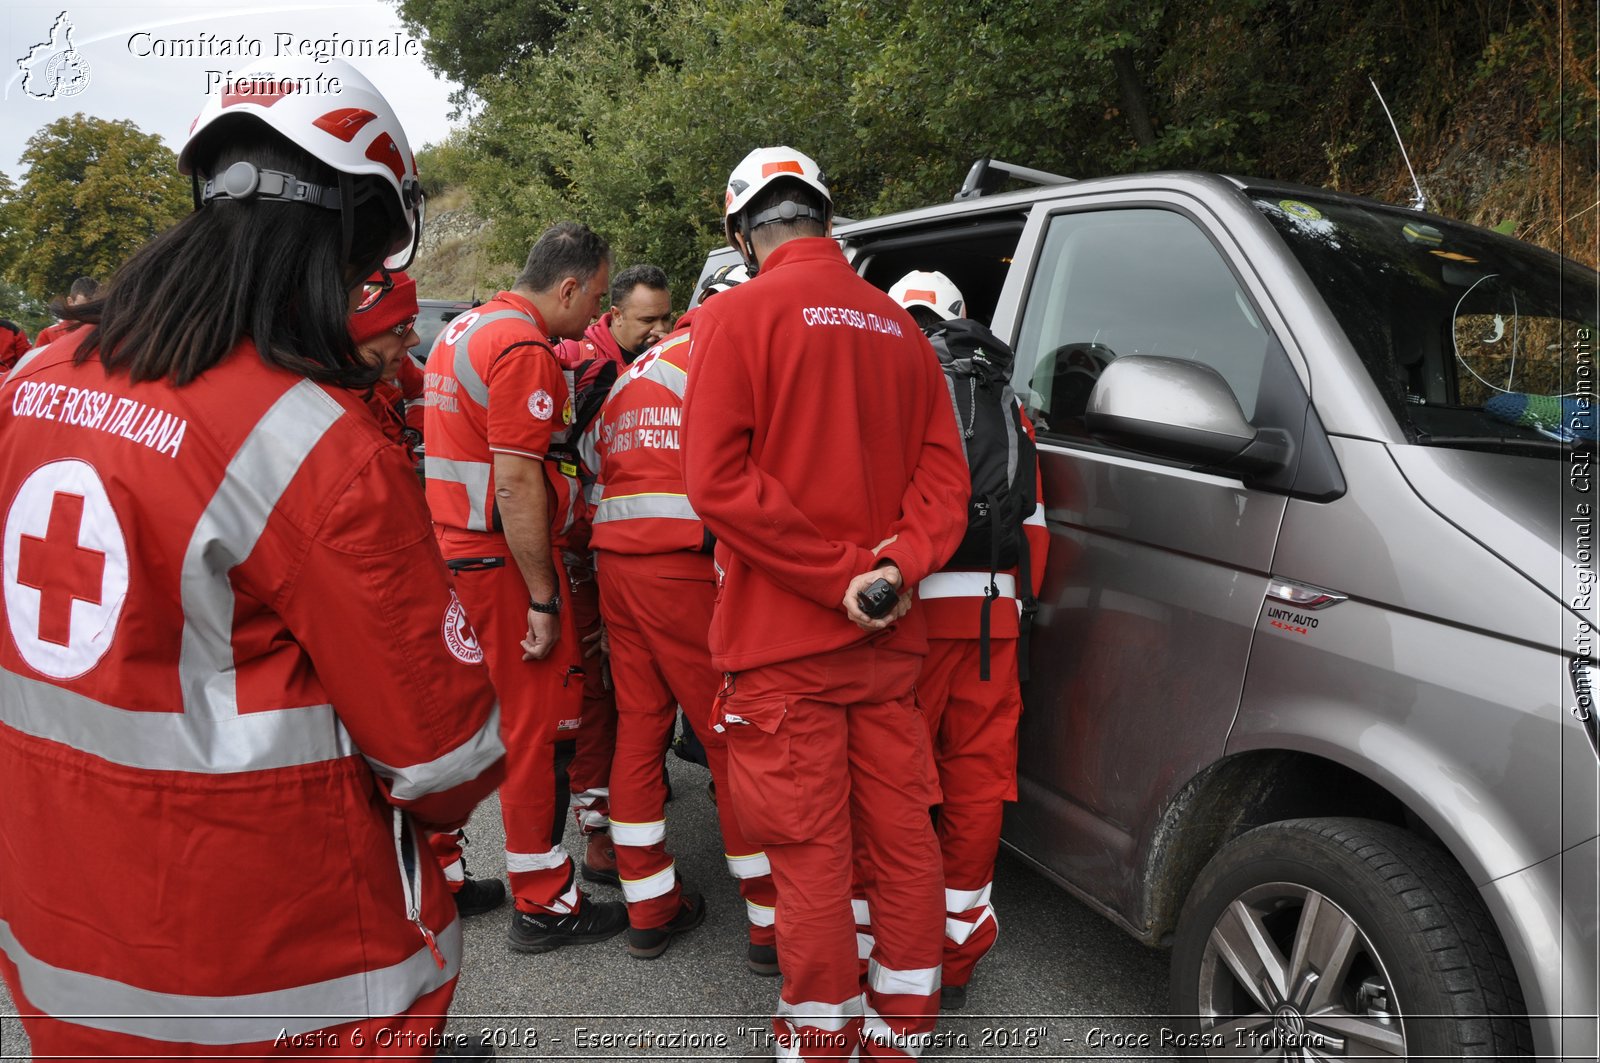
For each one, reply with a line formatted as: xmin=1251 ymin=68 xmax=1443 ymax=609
xmin=955 ymin=157 xmax=1072 ymax=201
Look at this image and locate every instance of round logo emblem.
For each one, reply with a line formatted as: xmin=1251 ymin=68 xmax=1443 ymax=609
xmin=3 ymin=460 xmax=129 ymax=679
xmin=441 ymin=310 xmax=480 ymax=347
xmin=529 ymin=389 xmax=555 ymax=420
xmin=44 ymin=50 xmax=91 ymax=98
xmin=441 ymin=589 xmax=483 ymax=665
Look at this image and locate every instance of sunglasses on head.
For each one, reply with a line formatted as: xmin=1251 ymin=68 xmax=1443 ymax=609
xmin=356 ymin=275 xmax=393 ymax=313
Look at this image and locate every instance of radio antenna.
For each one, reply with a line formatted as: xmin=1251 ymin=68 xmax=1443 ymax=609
xmin=1369 ymin=77 xmax=1426 ymax=212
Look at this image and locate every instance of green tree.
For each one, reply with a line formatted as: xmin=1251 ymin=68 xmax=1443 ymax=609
xmin=0 ymin=280 xmax=51 ymax=337
xmin=5 ymin=114 xmax=190 ymax=301
xmin=393 ymin=0 xmax=574 ymax=96
xmin=411 ymin=0 xmax=1597 ymax=293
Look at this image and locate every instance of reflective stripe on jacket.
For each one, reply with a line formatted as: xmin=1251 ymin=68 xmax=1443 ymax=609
xmin=589 ymin=329 xmax=709 ymax=556
xmin=421 ymin=292 xmax=584 ymax=545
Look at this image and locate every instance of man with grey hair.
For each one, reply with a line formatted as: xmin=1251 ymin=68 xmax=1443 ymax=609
xmin=423 ymin=220 xmax=628 ymax=953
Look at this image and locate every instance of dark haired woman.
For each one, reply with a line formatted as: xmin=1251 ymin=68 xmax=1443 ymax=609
xmin=0 ymin=57 xmax=504 ymax=1059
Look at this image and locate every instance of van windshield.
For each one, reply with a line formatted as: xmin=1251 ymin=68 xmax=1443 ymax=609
xmin=1253 ymin=193 xmax=1599 ymax=455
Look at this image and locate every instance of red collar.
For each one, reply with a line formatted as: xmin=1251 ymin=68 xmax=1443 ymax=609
xmin=757 ymin=236 xmax=847 ymax=274
xmin=494 ymin=290 xmax=551 ymax=338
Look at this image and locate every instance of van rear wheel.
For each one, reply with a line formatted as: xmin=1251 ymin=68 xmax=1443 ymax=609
xmin=1168 ymin=817 xmax=1531 ymax=1058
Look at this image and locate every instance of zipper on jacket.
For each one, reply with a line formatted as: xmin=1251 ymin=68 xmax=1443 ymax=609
xmin=394 ymin=809 xmax=446 ymax=970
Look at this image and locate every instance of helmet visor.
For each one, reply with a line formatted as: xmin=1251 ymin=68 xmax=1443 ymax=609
xmin=383 ymin=181 xmax=425 ymax=272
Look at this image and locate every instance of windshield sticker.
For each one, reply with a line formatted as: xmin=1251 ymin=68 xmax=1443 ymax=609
xmin=1279 ymin=200 xmax=1322 ymax=221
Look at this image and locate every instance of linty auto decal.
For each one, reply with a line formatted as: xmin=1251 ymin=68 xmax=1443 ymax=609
xmin=1265 ymin=605 xmax=1319 ymax=636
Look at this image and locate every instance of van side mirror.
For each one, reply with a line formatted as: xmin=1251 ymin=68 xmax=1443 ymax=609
xmin=1085 ymin=356 xmax=1290 ymax=474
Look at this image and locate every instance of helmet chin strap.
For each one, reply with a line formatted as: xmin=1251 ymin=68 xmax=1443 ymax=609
xmin=736 ymin=212 xmax=762 ymax=276
xmin=339 ymin=172 xmax=355 ymax=275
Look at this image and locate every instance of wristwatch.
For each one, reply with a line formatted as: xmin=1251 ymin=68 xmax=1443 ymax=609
xmin=529 ymin=590 xmax=562 ymax=615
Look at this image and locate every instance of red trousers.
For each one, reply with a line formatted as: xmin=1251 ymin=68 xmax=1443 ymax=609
xmin=914 ymin=636 xmax=1021 ymax=988
xmin=564 ymin=564 xmax=615 ymax=835
xmin=719 ymin=643 xmax=943 ymax=1061
xmin=439 ymin=531 xmax=585 ymax=914
xmin=596 ymin=550 xmax=777 ymax=938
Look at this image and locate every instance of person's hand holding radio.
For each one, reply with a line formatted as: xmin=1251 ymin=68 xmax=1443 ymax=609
xmin=843 ymin=563 xmax=910 ymax=631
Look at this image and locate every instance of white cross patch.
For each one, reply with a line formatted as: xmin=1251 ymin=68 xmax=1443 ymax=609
xmin=3 ymin=459 xmax=129 ymax=679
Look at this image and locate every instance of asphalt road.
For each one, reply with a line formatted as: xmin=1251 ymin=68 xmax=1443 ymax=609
xmin=0 ymin=756 xmax=1176 ymax=1061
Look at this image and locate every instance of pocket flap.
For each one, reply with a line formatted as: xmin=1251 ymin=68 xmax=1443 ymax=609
xmin=718 ymin=694 xmax=787 ymax=735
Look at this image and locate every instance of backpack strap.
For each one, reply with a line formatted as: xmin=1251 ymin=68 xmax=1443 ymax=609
xmin=978 ymin=487 xmax=1002 ymax=682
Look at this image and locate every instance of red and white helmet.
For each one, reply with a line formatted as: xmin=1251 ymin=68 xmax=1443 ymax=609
xmin=889 ymin=270 xmax=965 ymax=322
xmin=178 ymin=57 xmax=424 ymax=271
xmin=722 ymin=146 xmax=831 ymax=263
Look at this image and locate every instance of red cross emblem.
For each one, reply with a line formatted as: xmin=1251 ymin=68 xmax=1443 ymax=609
xmin=17 ymin=492 xmax=105 ymax=646
xmin=4 ymin=459 xmax=128 ymax=679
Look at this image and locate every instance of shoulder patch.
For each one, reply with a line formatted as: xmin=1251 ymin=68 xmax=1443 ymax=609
xmin=529 ymin=389 xmax=555 ymax=420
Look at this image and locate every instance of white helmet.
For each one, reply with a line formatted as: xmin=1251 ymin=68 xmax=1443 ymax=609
xmin=889 ymin=270 xmax=965 ymax=322
xmin=698 ymin=261 xmax=750 ymax=303
xmin=723 ymin=146 xmax=831 ymax=270
xmin=178 ymin=57 xmax=424 ymax=271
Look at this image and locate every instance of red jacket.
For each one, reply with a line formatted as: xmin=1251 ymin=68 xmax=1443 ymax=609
xmin=0 ymin=339 xmax=505 ymax=1053
xmin=0 ymin=321 xmax=30 ymax=371
xmin=32 ymin=319 xmax=78 ymax=348
xmin=682 ymin=238 xmax=970 ymax=672
xmin=554 ymin=313 xmax=627 ymax=369
xmin=587 ymin=321 xmax=708 ymax=556
xmin=421 ymin=290 xmax=584 ymax=548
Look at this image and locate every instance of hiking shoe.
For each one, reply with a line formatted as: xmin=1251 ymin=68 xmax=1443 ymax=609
xmin=507 ymin=896 xmax=627 ymax=954
xmin=940 ymin=982 xmax=968 ymax=1011
xmin=747 ymin=941 xmax=780 ymax=977
xmin=580 ymin=830 xmax=619 ymax=887
xmin=453 ymin=876 xmax=506 ymax=918
xmin=627 ymin=891 xmax=706 ymax=959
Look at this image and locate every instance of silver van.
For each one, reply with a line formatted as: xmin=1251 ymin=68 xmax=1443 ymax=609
xmin=702 ymin=163 xmax=1597 ymax=1059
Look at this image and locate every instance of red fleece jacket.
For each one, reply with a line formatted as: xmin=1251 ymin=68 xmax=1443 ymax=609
xmin=681 ymin=237 xmax=969 ymax=672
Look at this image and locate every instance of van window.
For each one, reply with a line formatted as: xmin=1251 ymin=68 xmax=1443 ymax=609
xmin=1015 ymin=209 xmax=1270 ymax=440
xmin=1255 ymin=193 xmax=1599 ymax=454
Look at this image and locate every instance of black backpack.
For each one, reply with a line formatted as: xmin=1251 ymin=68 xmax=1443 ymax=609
xmin=927 ymin=318 xmax=1039 ymax=680
xmin=553 ymin=357 xmax=622 ymax=485
xmin=567 ymin=357 xmax=621 ymax=448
